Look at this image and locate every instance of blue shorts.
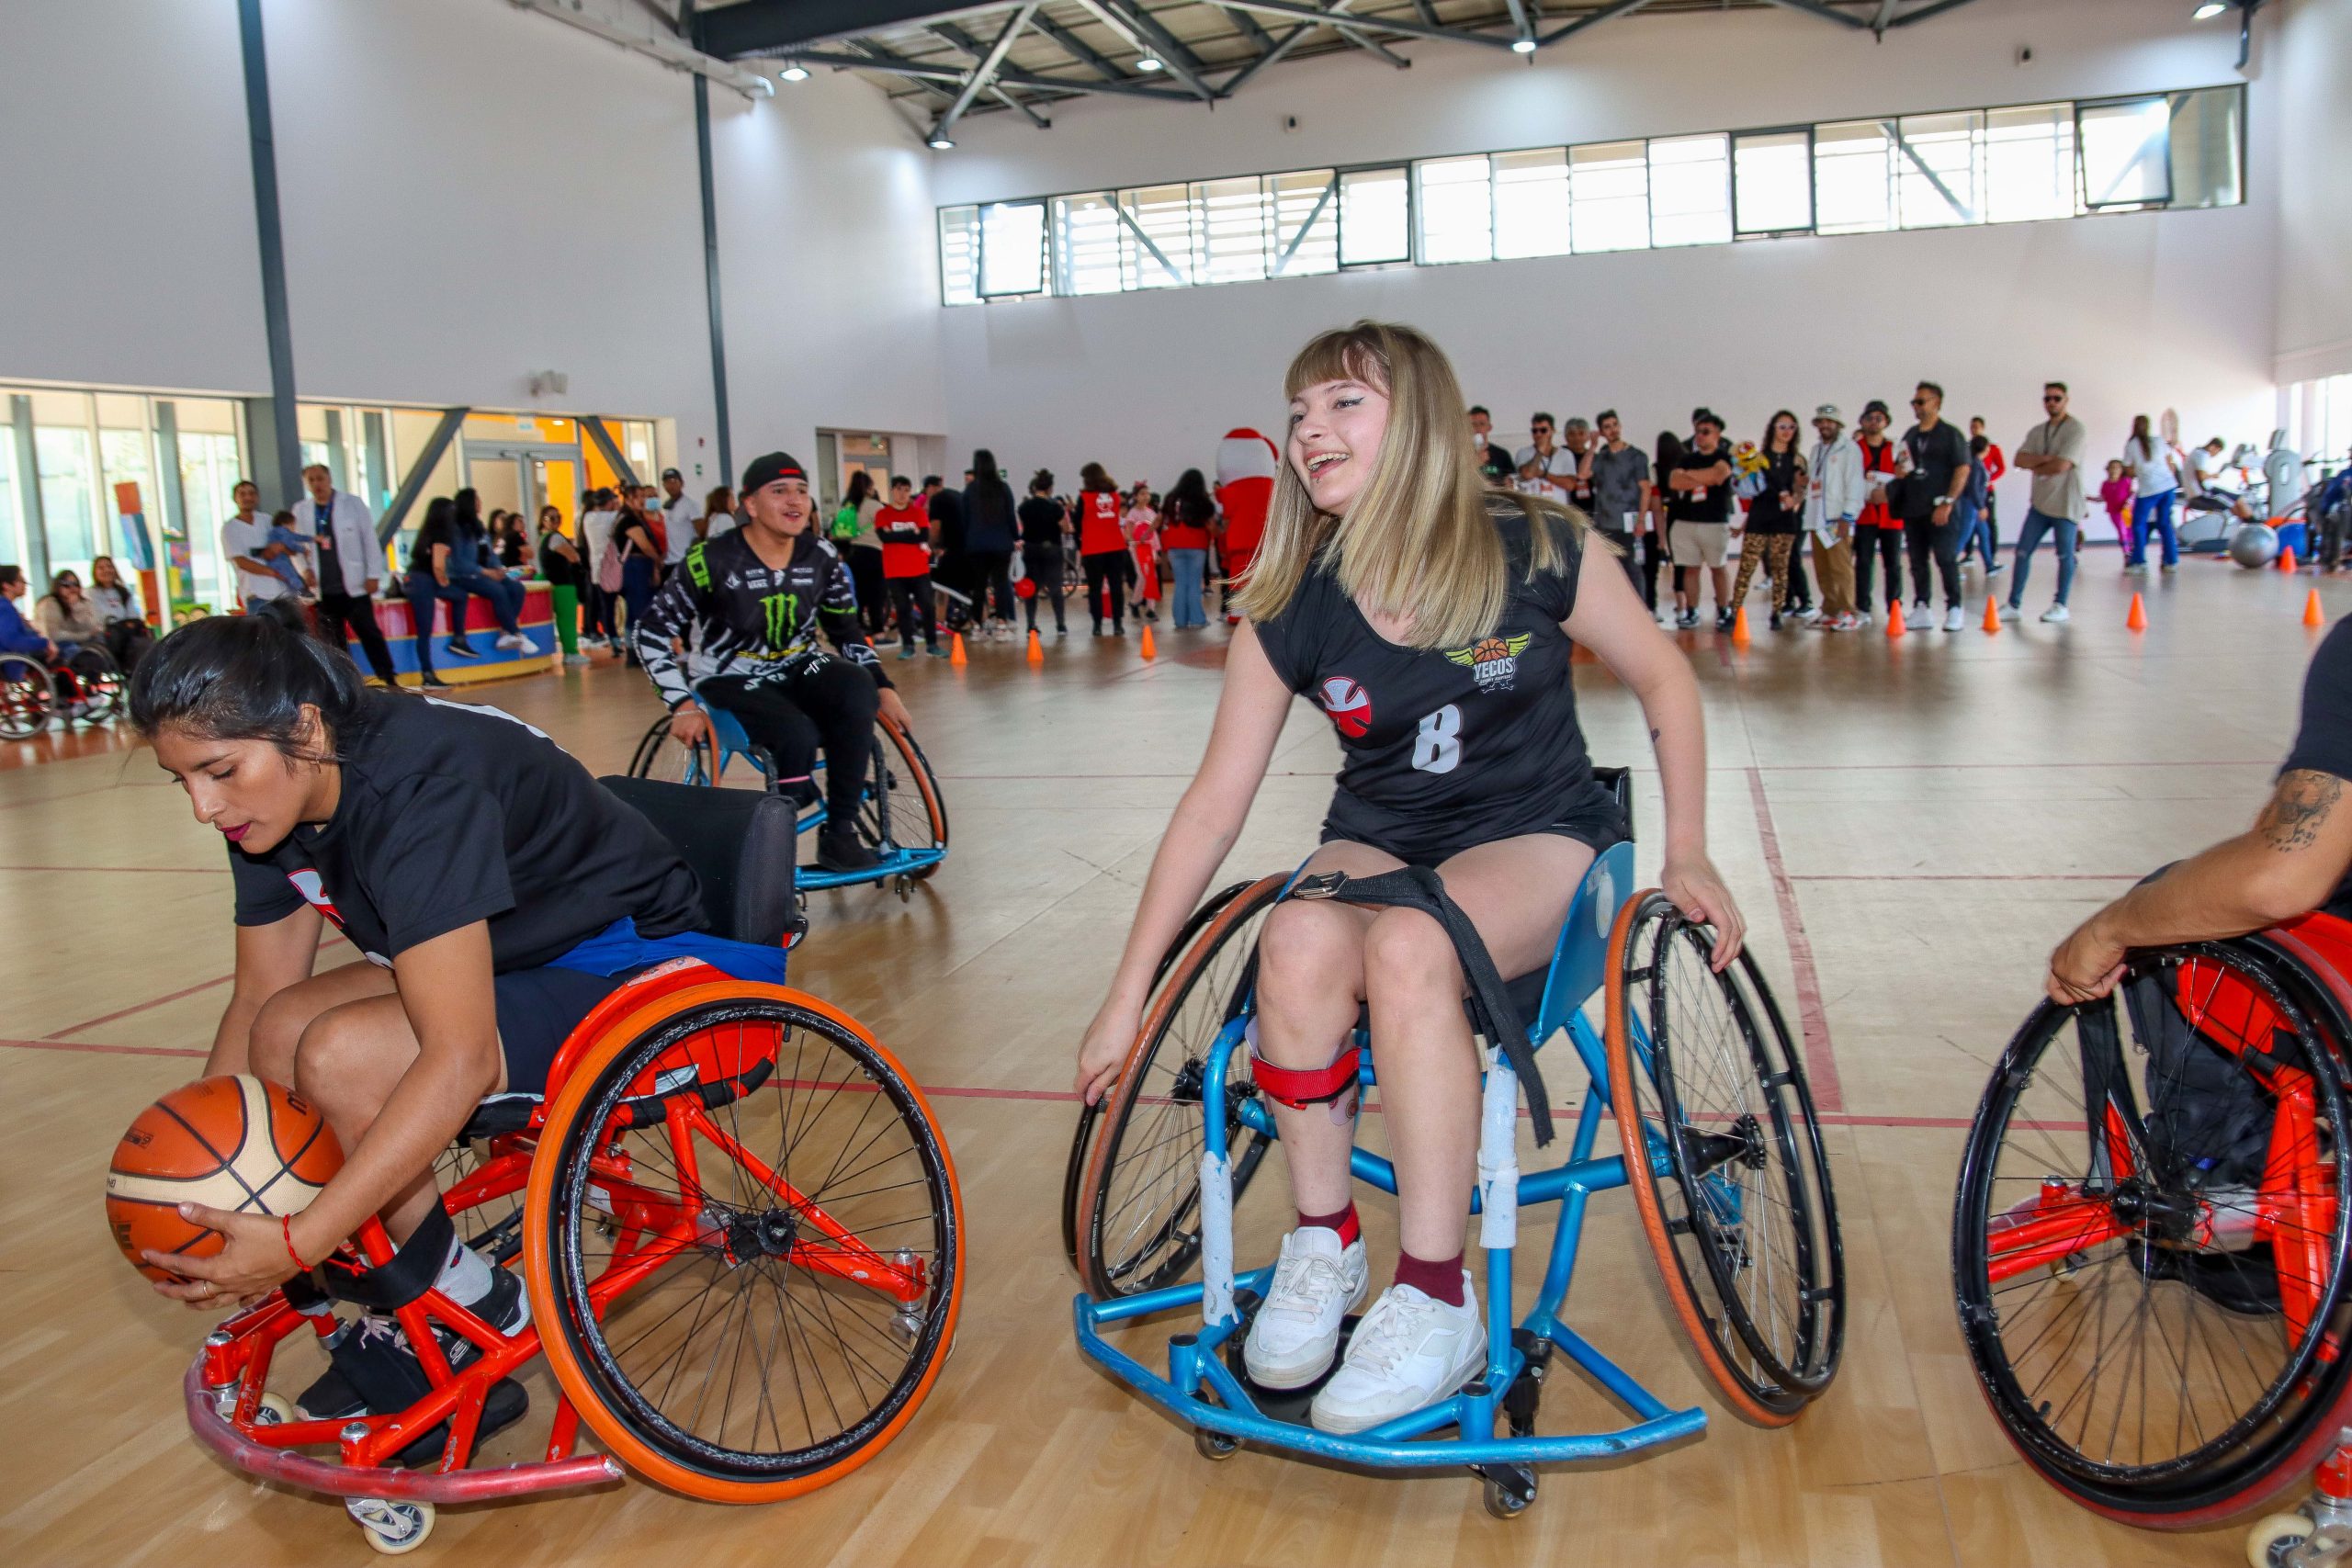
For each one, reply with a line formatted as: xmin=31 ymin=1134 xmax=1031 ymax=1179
xmin=494 ymin=964 xmax=650 ymax=1096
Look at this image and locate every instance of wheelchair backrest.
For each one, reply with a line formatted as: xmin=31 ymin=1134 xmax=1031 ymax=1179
xmin=597 ymin=774 xmax=799 ymax=947
xmin=1532 ymin=838 xmax=1637 ymax=1036
xmin=704 ymin=703 xmax=757 ymax=769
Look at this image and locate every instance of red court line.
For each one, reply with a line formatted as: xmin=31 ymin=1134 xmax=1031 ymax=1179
xmin=0 ymin=864 xmax=228 ymax=874
xmin=45 ymin=975 xmax=233 ymax=1039
xmin=1789 ymin=873 xmax=2141 ymax=883
xmin=1746 ymin=767 xmax=1842 ymax=1111
xmin=3 ymin=1037 xmax=207 ymax=1060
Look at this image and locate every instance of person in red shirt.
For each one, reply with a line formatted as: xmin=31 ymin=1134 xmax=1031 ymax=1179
xmin=1968 ymin=414 xmax=2008 ymax=576
xmin=1124 ymin=480 xmax=1161 ymax=623
xmin=1076 ymin=462 xmax=1130 ymax=636
xmin=876 ymin=475 xmax=945 ymax=659
xmin=1850 ymin=400 xmax=1905 ymax=626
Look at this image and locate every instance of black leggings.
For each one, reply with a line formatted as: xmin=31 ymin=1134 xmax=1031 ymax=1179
xmin=1639 ymin=531 xmax=1667 ymax=610
xmin=700 ymin=659 xmax=878 ymax=826
xmin=850 ymin=546 xmax=886 ymax=635
xmin=970 ymin=550 xmax=1016 ymax=626
xmin=1022 ymin=551 xmax=1066 ymax=632
xmin=1853 ymin=526 xmax=1905 ymax=614
xmin=1905 ymin=517 xmax=1962 ymax=610
xmin=888 ymin=574 xmax=936 ymax=649
xmin=1082 ymin=550 xmax=1127 ymax=631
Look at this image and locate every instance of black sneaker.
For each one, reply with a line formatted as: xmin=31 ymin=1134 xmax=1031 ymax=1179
xmin=421 ymin=676 xmax=453 ymax=690
xmin=444 ymin=638 xmax=481 ymax=659
xmin=2130 ymin=1241 xmax=2283 ymax=1318
xmin=1715 ymin=609 xmax=1736 ymax=633
xmin=297 ymin=1265 xmax=531 ymax=1427
xmin=817 ymin=829 xmax=879 ymax=873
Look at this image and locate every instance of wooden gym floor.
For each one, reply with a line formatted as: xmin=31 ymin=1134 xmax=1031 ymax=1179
xmin=2 ymin=550 xmax=2341 ymax=1566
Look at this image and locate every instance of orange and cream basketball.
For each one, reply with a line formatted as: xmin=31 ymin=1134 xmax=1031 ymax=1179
xmin=106 ymin=1075 xmax=344 ymax=1282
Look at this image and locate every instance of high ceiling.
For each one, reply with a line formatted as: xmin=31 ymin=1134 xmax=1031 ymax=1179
xmin=687 ymin=2 xmax=1984 ymax=141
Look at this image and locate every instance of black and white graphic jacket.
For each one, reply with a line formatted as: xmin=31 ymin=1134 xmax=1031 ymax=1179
xmin=634 ymin=527 xmax=889 ymax=710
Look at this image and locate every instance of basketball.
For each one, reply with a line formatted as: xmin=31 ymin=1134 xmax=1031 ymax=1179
xmin=106 ymin=1075 xmax=344 ymax=1282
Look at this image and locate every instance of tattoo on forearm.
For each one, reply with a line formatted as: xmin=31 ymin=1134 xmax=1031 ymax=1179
xmin=2258 ymin=770 xmax=2344 ymax=852
xmin=1650 ymin=726 xmax=1661 ymax=748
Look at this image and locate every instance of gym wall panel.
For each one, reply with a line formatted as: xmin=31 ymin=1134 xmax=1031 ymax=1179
xmin=2272 ymin=0 xmax=2352 ymax=385
xmin=929 ymin=0 xmax=2278 ymax=513
xmin=0 ymin=0 xmax=268 ymax=393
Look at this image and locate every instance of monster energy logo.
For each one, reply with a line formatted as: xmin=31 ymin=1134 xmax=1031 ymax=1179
xmin=762 ymin=592 xmax=799 ymax=645
xmin=686 ymin=542 xmax=709 ymax=589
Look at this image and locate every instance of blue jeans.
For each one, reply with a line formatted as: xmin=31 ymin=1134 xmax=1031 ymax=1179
xmin=1169 ymin=547 xmax=1207 ymax=627
xmin=620 ymin=557 xmax=657 ymax=654
xmin=2007 ymin=508 xmax=2078 ymax=608
xmin=458 ymin=571 xmax=524 ymax=635
xmin=401 ymin=571 xmax=473 ymax=679
xmin=2129 ymin=491 xmax=2178 ymax=567
xmin=1952 ymin=495 xmax=1991 ymax=570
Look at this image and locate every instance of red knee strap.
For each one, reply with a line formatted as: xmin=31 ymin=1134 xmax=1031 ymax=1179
xmin=1250 ymin=1044 xmax=1363 ymax=1110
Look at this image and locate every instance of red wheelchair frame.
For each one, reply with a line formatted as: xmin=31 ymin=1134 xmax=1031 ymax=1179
xmin=186 ymin=957 xmax=963 ymax=1548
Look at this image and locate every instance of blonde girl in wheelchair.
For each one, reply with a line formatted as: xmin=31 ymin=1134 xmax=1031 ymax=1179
xmin=1075 ymin=321 xmax=1745 ymax=1433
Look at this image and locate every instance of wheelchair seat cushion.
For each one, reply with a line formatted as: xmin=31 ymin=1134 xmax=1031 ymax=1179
xmin=597 ymin=774 xmax=799 ymax=947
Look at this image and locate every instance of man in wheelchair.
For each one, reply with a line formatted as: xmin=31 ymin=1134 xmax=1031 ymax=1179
xmin=2046 ymin=614 xmax=2352 ymax=1313
xmin=635 ymin=451 xmax=913 ymax=874
xmin=125 ymin=613 xmax=721 ymax=1436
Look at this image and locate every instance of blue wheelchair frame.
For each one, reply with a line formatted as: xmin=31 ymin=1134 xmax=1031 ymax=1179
xmin=674 ymin=701 xmax=946 ymax=892
xmin=1072 ymin=839 xmax=1712 ymax=1470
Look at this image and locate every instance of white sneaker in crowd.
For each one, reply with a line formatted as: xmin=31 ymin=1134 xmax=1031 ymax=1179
xmin=1309 ymin=1277 xmax=1487 ymax=1435
xmin=1942 ymin=605 xmax=1965 ymax=632
xmin=1911 ymin=602 xmax=1933 ymax=629
xmin=1996 ymin=602 xmax=2021 ymax=622
xmin=2040 ymin=603 xmax=2072 ymax=623
xmin=1243 ymin=1228 xmax=1370 ymax=1390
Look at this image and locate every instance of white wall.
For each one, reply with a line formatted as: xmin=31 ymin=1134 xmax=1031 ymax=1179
xmin=0 ymin=0 xmax=267 ymax=393
xmin=2273 ymin=0 xmax=2352 ymax=386
xmin=933 ymin=0 xmax=2280 ymax=511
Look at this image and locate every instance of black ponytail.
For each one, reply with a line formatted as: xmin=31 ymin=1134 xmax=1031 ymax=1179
xmin=128 ymin=613 xmax=383 ymax=760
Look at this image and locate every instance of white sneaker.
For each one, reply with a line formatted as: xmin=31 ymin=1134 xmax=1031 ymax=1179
xmin=1912 ymin=603 xmax=1933 ymax=629
xmin=2040 ymin=603 xmax=2072 ymax=624
xmin=1996 ymin=602 xmax=2021 ymax=622
xmin=1942 ymin=605 xmax=1964 ymax=632
xmin=1243 ymin=1228 xmax=1369 ymax=1389
xmin=495 ymin=632 xmax=526 ymax=650
xmin=1309 ymin=1277 xmax=1486 ymax=1434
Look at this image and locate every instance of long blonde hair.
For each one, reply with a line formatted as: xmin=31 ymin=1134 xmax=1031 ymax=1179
xmin=1236 ymin=321 xmax=1574 ymax=649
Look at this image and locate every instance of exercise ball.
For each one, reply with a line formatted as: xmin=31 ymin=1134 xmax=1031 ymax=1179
xmin=2229 ymin=522 xmax=2280 ymax=570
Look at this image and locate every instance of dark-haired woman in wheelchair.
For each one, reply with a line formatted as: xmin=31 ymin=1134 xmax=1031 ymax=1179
xmin=1074 ymin=322 xmax=1744 ymax=1435
xmin=635 ymin=450 xmax=913 ymax=874
xmin=2040 ymin=615 xmax=2352 ymax=1316
xmin=124 ymin=611 xmax=730 ymax=1427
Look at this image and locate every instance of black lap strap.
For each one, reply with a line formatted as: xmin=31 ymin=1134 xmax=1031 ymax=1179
xmin=1283 ymin=868 xmax=1552 ymax=1145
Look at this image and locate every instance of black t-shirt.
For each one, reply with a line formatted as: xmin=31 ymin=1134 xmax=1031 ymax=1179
xmin=1559 ymin=445 xmax=1597 ymax=513
xmin=1901 ymin=421 xmax=1971 ymax=521
xmin=2281 ymin=616 xmax=2352 ymax=919
xmin=1747 ymin=447 xmax=1805 ymax=535
xmin=228 ymin=694 xmax=704 ymax=970
xmin=1251 ymin=505 xmax=1602 ymax=860
xmin=311 ymin=499 xmax=345 ymax=589
xmin=1016 ymin=496 xmax=1065 ymax=554
xmin=537 ymin=530 xmax=585 ymax=590
xmin=407 ymin=514 xmax=456 ymax=577
xmin=1668 ymin=445 xmax=1735 ymax=525
xmin=1476 ymin=443 xmax=1516 ymax=488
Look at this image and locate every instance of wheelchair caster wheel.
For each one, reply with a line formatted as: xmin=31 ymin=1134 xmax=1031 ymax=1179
xmin=1478 ymin=1466 xmax=1536 ymax=1520
xmin=895 ymin=874 xmax=912 ymax=902
xmin=2248 ymin=1513 xmax=2314 ymax=1568
xmin=347 ymin=1497 xmax=434 ymax=1556
xmin=252 ymin=1393 xmax=297 ymax=1426
xmin=1193 ymin=1428 xmax=1239 ymax=1461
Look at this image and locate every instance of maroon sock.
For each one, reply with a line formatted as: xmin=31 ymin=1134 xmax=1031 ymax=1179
xmin=1295 ymin=1204 xmax=1361 ymax=1248
xmin=1394 ymin=1249 xmax=1465 ymax=1307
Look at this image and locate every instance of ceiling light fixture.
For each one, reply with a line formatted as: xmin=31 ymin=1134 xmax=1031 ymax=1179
xmin=2191 ymin=2 xmax=2227 ymax=16
xmin=778 ymin=63 xmax=810 ymax=82
xmin=1136 ymin=55 xmax=1164 ymax=71
xmin=1510 ymin=36 xmax=1537 ymax=54
xmin=929 ymin=134 xmax=956 ymax=150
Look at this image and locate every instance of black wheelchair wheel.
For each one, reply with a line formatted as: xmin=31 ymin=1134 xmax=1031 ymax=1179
xmin=627 ymin=712 xmax=730 ymax=788
xmin=0 ymin=656 xmax=57 ymax=741
xmin=527 ymin=992 xmax=961 ymax=1499
xmin=1951 ymin=940 xmax=2352 ymax=1525
xmin=62 ymin=646 xmax=124 ymax=723
xmin=1606 ymin=891 xmax=1843 ymax=1424
xmin=852 ymin=717 xmax=948 ymax=878
xmin=1070 ymin=874 xmax=1283 ymax=1299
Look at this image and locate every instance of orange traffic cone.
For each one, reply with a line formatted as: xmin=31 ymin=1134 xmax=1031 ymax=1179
xmin=2279 ymin=546 xmax=2299 ymax=573
xmin=1026 ymin=627 xmax=1045 ymax=664
xmin=949 ymin=631 xmax=967 ymax=666
xmin=1139 ymin=623 xmax=1157 ymax=660
xmin=1884 ymin=601 xmax=1905 ymax=637
xmin=1730 ymin=604 xmax=1750 ymax=643
xmin=2305 ymin=588 xmax=2326 ymax=627
xmin=1982 ymin=595 xmax=2002 ymax=633
xmin=2126 ymin=592 xmax=2148 ymax=631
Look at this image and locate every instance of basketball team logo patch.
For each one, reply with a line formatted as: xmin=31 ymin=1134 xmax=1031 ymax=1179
xmin=1318 ymin=676 xmax=1374 ymax=739
xmin=1444 ymin=633 xmax=1532 ymax=692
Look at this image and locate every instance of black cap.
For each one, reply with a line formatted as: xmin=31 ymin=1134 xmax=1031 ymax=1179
xmin=1861 ymin=399 xmax=1892 ymax=421
xmin=741 ymin=452 xmax=808 ymax=493
xmin=1690 ymin=407 xmax=1724 ymax=432
xmin=661 ymin=467 xmax=683 ymax=481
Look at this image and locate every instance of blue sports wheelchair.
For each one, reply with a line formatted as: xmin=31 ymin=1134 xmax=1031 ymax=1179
xmin=1063 ymin=768 xmax=1844 ymax=1515
xmin=628 ymin=699 xmax=948 ymax=897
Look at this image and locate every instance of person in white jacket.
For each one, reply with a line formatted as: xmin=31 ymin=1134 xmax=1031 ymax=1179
xmin=299 ymin=465 xmax=398 ymax=683
xmin=1805 ymin=405 xmax=1866 ymax=631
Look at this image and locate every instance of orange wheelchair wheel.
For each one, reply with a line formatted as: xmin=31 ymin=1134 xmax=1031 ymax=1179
xmin=524 ymin=982 xmax=962 ymax=1503
xmin=1605 ymin=891 xmax=1844 ymax=1427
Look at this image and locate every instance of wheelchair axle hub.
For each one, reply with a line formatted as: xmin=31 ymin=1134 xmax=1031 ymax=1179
xmin=1686 ymin=1113 xmax=1768 ymax=1177
xmin=2107 ymin=1176 xmax=2200 ymax=1246
xmin=720 ymin=1206 xmax=799 ymax=1263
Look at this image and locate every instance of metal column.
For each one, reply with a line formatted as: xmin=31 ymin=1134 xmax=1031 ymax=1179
xmin=8 ymin=396 xmax=48 ymax=585
xmin=694 ymin=70 xmax=735 ymax=489
xmin=237 ymin=0 xmax=302 ymax=510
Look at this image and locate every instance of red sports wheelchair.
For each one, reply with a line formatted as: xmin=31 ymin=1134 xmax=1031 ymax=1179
xmin=185 ymin=780 xmax=963 ymax=1553
xmin=1953 ymin=908 xmax=2352 ymax=1567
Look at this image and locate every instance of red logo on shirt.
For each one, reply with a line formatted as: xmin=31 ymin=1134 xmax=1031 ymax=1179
xmin=1318 ymin=676 xmax=1374 ymax=739
xmin=285 ymin=868 xmax=345 ymax=928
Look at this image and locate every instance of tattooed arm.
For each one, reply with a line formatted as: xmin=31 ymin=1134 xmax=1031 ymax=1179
xmin=2046 ymin=769 xmax=2352 ymax=1003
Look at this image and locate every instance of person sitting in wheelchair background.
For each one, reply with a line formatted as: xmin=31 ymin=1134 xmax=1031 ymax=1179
xmin=1075 ymin=321 xmax=1744 ymax=1434
xmin=122 ymin=613 xmax=719 ymax=1427
xmin=635 ymin=450 xmax=914 ymax=874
